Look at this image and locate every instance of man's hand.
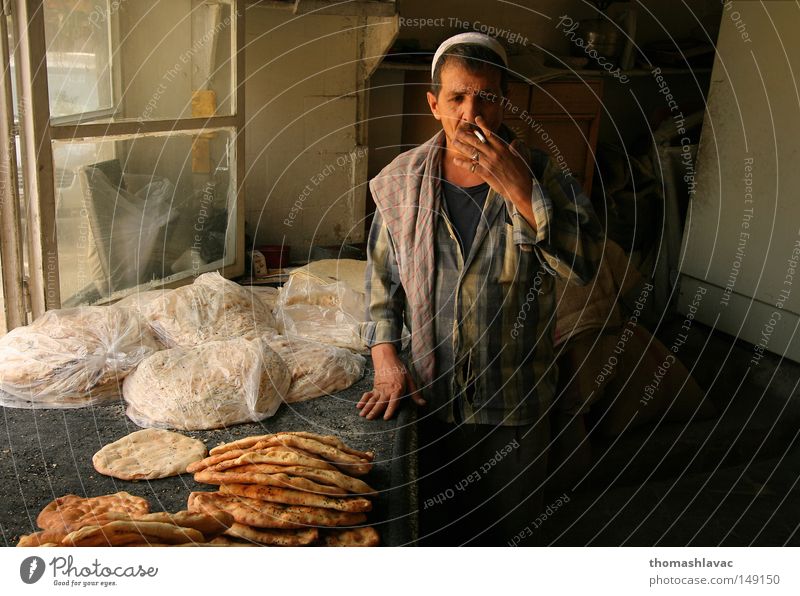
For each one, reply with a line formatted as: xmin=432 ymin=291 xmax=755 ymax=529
xmin=357 ymin=343 xmax=426 ymax=421
xmin=451 ymin=115 xmax=537 ymax=229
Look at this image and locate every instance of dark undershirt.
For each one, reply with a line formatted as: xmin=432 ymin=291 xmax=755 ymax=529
xmin=441 ymin=179 xmax=490 ymax=259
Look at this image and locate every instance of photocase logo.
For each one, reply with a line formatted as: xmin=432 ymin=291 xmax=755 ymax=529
xmin=20 ymin=556 xmax=46 ymax=584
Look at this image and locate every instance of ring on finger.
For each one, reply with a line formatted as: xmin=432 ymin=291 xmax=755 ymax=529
xmin=471 ymin=150 xmax=480 ymax=162
xmin=470 ymin=162 xmax=477 ymax=173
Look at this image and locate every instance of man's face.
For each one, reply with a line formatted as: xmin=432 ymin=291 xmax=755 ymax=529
xmin=426 ymin=60 xmax=505 ymax=147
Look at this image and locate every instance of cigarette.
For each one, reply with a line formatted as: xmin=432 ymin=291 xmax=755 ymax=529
xmin=473 ymin=129 xmax=487 ymax=144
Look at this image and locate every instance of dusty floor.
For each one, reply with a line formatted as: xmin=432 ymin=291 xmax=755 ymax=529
xmin=543 ymin=313 xmax=800 ymax=546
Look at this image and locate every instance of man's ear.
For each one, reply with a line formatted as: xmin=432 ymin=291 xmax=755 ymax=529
xmin=426 ymin=91 xmax=441 ymax=121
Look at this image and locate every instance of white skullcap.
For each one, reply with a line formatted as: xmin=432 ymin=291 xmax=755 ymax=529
xmin=431 ymin=32 xmax=509 ymax=78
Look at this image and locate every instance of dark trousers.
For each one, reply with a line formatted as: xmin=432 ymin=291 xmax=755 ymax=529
xmin=417 ymin=415 xmax=550 ymax=546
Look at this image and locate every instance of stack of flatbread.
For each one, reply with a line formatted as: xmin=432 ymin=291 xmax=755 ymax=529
xmin=123 ymin=337 xmax=291 ymax=430
xmin=188 ymin=431 xmax=380 ymax=546
xmin=143 ymin=272 xmax=277 ymax=348
xmin=16 ymin=492 xmax=234 ymax=547
xmin=264 ymin=333 xmax=365 ymax=403
xmin=0 ymin=306 xmax=160 ymax=408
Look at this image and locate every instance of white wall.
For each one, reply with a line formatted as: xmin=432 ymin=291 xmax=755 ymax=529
xmin=678 ymin=1 xmax=800 ymax=363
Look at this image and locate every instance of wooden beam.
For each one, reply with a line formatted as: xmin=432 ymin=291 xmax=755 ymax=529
xmin=14 ymin=0 xmax=59 ymax=315
xmin=0 ymin=1 xmax=26 ymax=329
xmin=220 ymin=0 xmax=245 ymax=280
xmin=49 ymin=115 xmax=240 ymax=141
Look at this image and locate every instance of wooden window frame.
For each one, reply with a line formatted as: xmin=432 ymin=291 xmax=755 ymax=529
xmin=1 ymin=0 xmax=245 ymax=328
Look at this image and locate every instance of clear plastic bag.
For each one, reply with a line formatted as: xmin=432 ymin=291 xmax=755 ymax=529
xmin=0 ymin=306 xmax=161 ymax=408
xmin=143 ymin=272 xmax=278 ymax=348
xmin=123 ymin=337 xmax=290 ymax=431
xmin=81 ymin=169 xmax=178 ymax=296
xmin=247 ymin=285 xmax=280 ymax=312
xmin=274 ymin=274 xmax=368 ymax=353
xmin=264 ymin=333 xmax=366 ymax=403
xmin=115 ymin=289 xmax=168 ymax=318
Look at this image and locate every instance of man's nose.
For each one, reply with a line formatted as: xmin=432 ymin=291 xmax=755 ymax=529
xmin=461 ymin=95 xmax=481 ymax=122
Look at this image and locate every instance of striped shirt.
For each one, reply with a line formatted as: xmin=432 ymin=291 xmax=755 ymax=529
xmin=363 ymin=141 xmax=602 ymax=426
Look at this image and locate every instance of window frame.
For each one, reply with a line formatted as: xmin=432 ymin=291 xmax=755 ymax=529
xmin=2 ymin=0 xmax=245 ymax=325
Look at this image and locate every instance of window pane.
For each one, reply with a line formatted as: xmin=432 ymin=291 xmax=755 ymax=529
xmin=45 ymin=0 xmax=235 ymax=123
xmin=53 ymin=128 xmax=237 ymax=305
xmin=44 ymin=0 xmax=113 ymax=119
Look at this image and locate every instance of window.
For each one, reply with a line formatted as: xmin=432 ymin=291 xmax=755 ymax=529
xmin=1 ymin=0 xmax=244 ymax=326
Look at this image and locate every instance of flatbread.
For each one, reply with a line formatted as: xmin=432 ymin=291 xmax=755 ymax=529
xmin=233 ymin=448 xmax=337 ymax=471
xmin=209 ymin=431 xmax=374 ymax=461
xmin=17 ymin=529 xmax=68 ymax=547
xmin=322 ymin=527 xmax=380 ymax=547
xmin=222 ymin=464 xmax=374 ymax=495
xmin=257 ymin=434 xmax=372 ymax=475
xmin=206 ymin=536 xmax=262 ymax=547
xmin=193 ymin=468 xmax=348 ymax=496
xmin=92 ymin=429 xmax=207 ymax=480
xmin=265 ymin=335 xmax=365 ymax=403
xmin=84 ymin=510 xmax=233 ymax=539
xmin=233 ymin=464 xmax=375 ymax=495
xmin=143 ymin=272 xmax=277 ymax=348
xmin=289 ymin=259 xmax=367 ymax=294
xmin=63 ymin=520 xmax=205 ymax=546
xmin=223 ymin=523 xmax=319 ymax=546
xmin=279 ymin=431 xmax=374 ymax=461
xmin=123 ymin=337 xmax=291 ymax=430
xmin=63 ymin=528 xmax=150 ymax=547
xmin=188 ymin=492 xmax=367 ymax=529
xmin=209 ymin=434 xmax=275 ymax=455
xmin=0 ymin=306 xmax=160 ymax=407
xmin=187 ymin=448 xmax=250 ymax=473
xmin=219 ymin=484 xmax=372 ymax=512
xmin=37 ymin=492 xmax=150 ymax=532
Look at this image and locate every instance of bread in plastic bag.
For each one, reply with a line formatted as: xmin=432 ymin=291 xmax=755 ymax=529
xmin=143 ymin=272 xmax=277 ymax=348
xmin=0 ymin=306 xmax=161 ymax=408
xmin=115 ymin=290 xmax=168 ymax=317
xmin=288 ymin=259 xmax=367 ymax=294
xmin=264 ymin=333 xmax=366 ymax=403
xmin=247 ymin=286 xmax=280 ymax=312
xmin=123 ymin=337 xmax=290 ymax=430
xmin=274 ymin=274 xmax=368 ymax=353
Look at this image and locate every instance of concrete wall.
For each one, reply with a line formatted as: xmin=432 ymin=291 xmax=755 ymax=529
xmin=395 ymin=0 xmax=722 ymax=54
xmin=243 ymin=5 xmax=393 ymax=258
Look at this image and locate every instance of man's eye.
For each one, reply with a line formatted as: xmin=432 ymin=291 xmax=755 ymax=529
xmin=452 ymin=95 xmax=463 ymax=103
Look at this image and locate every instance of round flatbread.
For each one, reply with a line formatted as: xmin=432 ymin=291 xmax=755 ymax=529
xmin=223 ymin=523 xmax=319 ymax=546
xmin=37 ymin=492 xmax=150 ymax=533
xmin=322 ymin=527 xmax=380 ymax=547
xmin=93 ymin=429 xmax=207 ymax=481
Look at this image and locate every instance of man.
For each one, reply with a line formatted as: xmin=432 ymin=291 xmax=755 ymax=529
xmin=357 ymin=32 xmax=603 ymax=545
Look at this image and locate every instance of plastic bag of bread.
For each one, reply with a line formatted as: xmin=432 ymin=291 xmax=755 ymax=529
xmin=0 ymin=306 xmax=161 ymax=408
xmin=143 ymin=272 xmax=277 ymax=348
xmin=115 ymin=290 xmax=168 ymax=318
xmin=275 ymin=304 xmax=368 ymax=353
xmin=274 ymin=275 xmax=367 ymax=353
xmin=123 ymin=337 xmax=291 ymax=430
xmin=264 ymin=333 xmax=365 ymax=403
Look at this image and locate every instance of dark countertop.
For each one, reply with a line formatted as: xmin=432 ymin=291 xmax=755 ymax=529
xmin=0 ymin=359 xmax=417 ymax=547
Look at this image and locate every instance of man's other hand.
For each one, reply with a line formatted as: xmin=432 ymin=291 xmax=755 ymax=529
xmin=357 ymin=343 xmax=426 ymax=421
